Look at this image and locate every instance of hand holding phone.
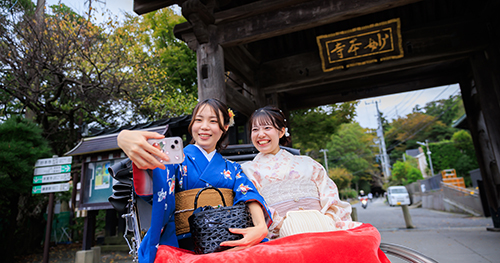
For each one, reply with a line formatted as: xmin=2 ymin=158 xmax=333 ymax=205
xmin=147 ymin=137 xmax=185 ymax=164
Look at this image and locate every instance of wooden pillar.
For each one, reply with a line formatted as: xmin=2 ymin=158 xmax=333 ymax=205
xmin=461 ymin=48 xmax=500 ymax=229
xmin=82 ymin=210 xmax=97 ymax=250
xmin=196 ymin=27 xmax=226 ymax=103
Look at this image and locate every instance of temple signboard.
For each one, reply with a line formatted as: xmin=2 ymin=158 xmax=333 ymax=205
xmin=317 ymin=18 xmax=403 ymax=72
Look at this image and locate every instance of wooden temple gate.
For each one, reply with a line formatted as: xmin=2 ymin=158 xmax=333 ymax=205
xmin=133 ymin=0 xmax=500 ymax=228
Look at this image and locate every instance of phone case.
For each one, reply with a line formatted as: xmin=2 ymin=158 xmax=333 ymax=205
xmin=148 ymin=137 xmax=185 ymax=164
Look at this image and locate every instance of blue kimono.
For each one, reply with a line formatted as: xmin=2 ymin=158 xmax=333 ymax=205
xmin=134 ymin=144 xmax=272 ymax=263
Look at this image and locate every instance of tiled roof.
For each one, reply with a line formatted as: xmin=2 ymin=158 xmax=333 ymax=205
xmin=65 ymin=115 xmax=191 ymax=156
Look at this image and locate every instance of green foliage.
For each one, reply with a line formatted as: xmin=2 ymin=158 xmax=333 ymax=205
xmin=0 ymin=116 xmax=52 ymax=259
xmin=390 ymin=161 xmax=423 ymax=185
xmin=329 ymin=167 xmax=353 ymax=191
xmin=424 ymin=94 xmax=464 ymax=126
xmin=0 ymin=3 xmax=144 ymax=154
xmin=68 ymin=216 xmax=85 ymax=242
xmin=339 ymin=188 xmax=358 ymax=200
xmin=384 ymin=95 xmax=464 ymax=165
xmin=119 ymin=8 xmax=198 ymax=121
xmin=0 ymin=116 xmax=52 ymax=189
xmin=428 ymin=130 xmax=478 ymax=186
xmin=0 ymin=0 xmax=34 ymax=15
xmin=290 ymin=101 xmax=358 ymax=155
xmin=327 ymin=123 xmax=376 ymax=188
xmin=429 ymin=141 xmax=462 ymax=174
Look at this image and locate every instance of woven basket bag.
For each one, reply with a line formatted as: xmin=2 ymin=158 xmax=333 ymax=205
xmin=188 ymin=187 xmax=253 ymax=254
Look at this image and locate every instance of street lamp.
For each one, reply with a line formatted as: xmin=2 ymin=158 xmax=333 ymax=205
xmin=417 ymin=140 xmax=434 ymax=176
xmin=319 ymin=149 xmax=329 ymax=172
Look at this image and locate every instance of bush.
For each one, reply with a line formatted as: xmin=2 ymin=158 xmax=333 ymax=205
xmin=390 ymin=161 xmax=423 ymax=185
xmin=340 ymin=188 xmax=358 ymax=200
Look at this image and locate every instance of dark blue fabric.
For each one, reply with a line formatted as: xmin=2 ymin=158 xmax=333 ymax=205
xmin=137 ymin=145 xmax=272 ymax=263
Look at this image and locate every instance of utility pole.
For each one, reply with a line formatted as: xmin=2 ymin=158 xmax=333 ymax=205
xmin=320 ymin=149 xmax=329 ymax=173
xmin=375 ymin=101 xmax=391 ymax=178
xmin=417 ymin=140 xmax=435 ymax=176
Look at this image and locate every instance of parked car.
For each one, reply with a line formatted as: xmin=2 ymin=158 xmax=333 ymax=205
xmin=387 ymin=186 xmax=411 ymax=206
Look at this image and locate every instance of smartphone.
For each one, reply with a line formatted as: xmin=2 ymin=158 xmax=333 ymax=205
xmin=148 ymin=137 xmax=185 ymax=164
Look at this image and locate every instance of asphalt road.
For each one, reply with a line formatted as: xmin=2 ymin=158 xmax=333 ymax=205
xmin=354 ymin=197 xmax=499 ymax=262
xmin=354 ymin=197 xmax=493 ymax=231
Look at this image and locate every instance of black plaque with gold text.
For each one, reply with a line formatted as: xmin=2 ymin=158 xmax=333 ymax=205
xmin=317 ymin=18 xmax=403 ymax=72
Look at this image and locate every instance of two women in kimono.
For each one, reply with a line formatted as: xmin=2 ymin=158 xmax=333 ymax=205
xmin=117 ymin=99 xmax=360 ymax=262
xmin=241 ymin=106 xmax=361 ymax=239
xmin=117 ymin=99 xmax=272 ymax=263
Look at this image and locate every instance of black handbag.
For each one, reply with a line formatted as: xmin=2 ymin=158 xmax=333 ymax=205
xmin=188 ymin=186 xmax=254 ymax=254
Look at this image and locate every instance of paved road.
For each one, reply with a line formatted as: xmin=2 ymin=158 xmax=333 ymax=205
xmin=24 ymin=198 xmax=498 ymax=262
xmin=354 ymin=197 xmax=500 ymax=262
xmin=354 ymin=197 xmax=493 ymax=230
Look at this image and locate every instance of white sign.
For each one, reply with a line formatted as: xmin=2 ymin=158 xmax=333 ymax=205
xmin=32 ymin=183 xmax=71 ymax=194
xmin=35 ymin=156 xmax=73 ymax=167
xmin=33 ymin=173 xmax=71 ymax=184
xmin=34 ymin=164 xmax=71 ymax=175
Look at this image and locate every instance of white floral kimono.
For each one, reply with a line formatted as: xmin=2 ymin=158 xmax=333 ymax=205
xmin=242 ymin=149 xmax=361 ymax=238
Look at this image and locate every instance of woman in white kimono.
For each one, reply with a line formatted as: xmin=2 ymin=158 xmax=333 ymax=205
xmin=241 ymin=106 xmax=362 ymax=239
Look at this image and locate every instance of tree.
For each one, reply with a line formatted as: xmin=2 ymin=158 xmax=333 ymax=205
xmin=390 ymin=160 xmax=423 ymax=185
xmin=385 ymin=112 xmax=437 ymax=151
xmin=0 ymin=3 xmax=141 ymax=154
xmin=384 ymin=111 xmax=456 ymax=164
xmin=326 ymin=123 xmax=376 ymax=190
xmin=424 ymin=94 xmax=464 ymax=126
xmin=0 ymin=116 xmax=52 ymax=259
xmin=119 ymin=8 xmax=198 ymax=122
xmin=428 ymin=130 xmax=478 ymax=186
xmin=290 ymin=101 xmax=358 ymax=156
xmin=329 ymin=167 xmax=353 ymax=191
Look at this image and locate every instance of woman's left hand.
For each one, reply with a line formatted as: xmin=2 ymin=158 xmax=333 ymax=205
xmin=219 ymin=202 xmax=268 ymax=251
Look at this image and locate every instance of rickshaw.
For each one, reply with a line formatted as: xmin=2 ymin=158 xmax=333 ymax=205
xmin=108 ymin=146 xmax=438 ymax=263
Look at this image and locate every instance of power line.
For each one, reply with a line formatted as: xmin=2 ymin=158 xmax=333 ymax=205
xmin=385 ymin=89 xmax=462 ymax=152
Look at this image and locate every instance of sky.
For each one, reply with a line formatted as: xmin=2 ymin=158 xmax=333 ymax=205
xmin=44 ymin=0 xmax=136 ymax=22
xmin=41 ymin=1 xmax=462 ymax=129
xmin=354 ymin=84 xmax=461 ymax=129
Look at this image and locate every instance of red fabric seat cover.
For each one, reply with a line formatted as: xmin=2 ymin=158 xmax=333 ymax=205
xmin=155 ymin=223 xmax=390 ymax=263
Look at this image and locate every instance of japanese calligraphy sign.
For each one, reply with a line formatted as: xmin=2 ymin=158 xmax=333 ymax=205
xmin=316 ymin=18 xmax=403 ymax=72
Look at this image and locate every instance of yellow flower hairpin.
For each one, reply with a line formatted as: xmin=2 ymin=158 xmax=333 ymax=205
xmin=228 ymin=108 xmax=235 ymax=127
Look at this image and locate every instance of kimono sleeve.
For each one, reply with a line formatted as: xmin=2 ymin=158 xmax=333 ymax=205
xmin=311 ymin=159 xmax=361 ymax=229
xmin=232 ymin=163 xmax=273 ymax=227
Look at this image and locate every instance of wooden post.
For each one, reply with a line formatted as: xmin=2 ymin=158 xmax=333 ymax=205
xmin=42 ymin=192 xmax=55 ymax=263
xmin=197 ymin=30 xmax=226 ymax=103
xmin=461 ymin=49 xmax=500 ymax=229
xmin=351 ymin=207 xmax=358 ymax=222
xmin=401 ymin=205 xmax=415 ymax=229
xmin=82 ymin=210 xmax=97 ymax=250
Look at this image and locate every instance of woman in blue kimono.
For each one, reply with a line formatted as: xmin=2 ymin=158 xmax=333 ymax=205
xmin=117 ymin=99 xmax=272 ymax=263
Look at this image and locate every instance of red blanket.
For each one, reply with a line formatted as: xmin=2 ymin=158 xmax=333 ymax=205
xmin=155 ymin=223 xmax=389 ymax=263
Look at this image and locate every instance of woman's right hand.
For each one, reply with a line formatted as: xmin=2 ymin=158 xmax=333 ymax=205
xmin=117 ymin=130 xmax=169 ymax=170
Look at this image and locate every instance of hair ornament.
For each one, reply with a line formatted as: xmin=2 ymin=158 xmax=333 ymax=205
xmin=228 ymin=108 xmax=235 ymax=127
xmin=285 ymin=127 xmax=290 ymax=137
